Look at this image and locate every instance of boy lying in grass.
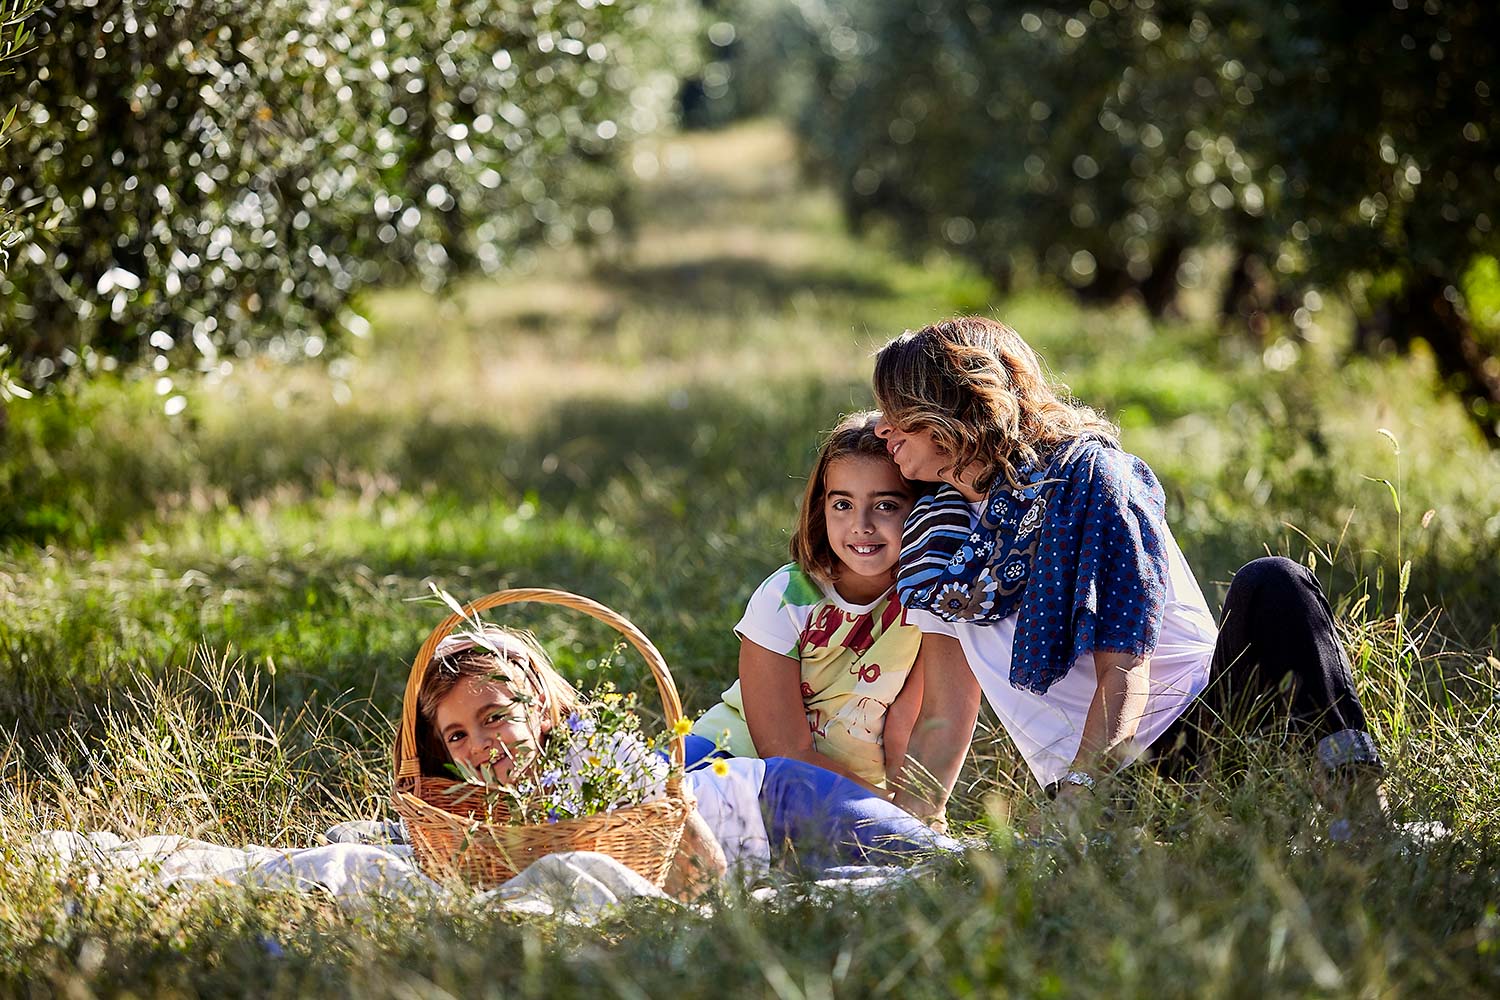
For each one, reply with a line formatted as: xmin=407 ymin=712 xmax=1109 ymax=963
xmin=414 ymin=624 xmax=960 ymax=896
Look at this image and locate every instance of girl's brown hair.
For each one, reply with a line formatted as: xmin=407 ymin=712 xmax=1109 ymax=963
xmin=789 ymin=410 xmax=911 ymax=586
xmin=415 ymin=625 xmax=581 ymax=777
xmin=872 ymin=316 xmax=1117 ymax=492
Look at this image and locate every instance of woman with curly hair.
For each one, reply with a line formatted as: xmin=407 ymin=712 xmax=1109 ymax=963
xmin=872 ymin=316 xmax=1384 ymax=831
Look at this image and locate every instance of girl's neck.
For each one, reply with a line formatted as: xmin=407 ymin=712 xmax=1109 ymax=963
xmin=831 ymin=571 xmax=893 ymax=606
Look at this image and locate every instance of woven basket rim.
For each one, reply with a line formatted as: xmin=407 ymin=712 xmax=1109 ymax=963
xmin=393 ymin=587 xmax=687 ymax=781
xmin=389 ymin=587 xmax=693 ymax=889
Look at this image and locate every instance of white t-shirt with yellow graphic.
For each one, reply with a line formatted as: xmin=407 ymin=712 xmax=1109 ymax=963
xmin=692 ymin=563 xmax=921 ymax=788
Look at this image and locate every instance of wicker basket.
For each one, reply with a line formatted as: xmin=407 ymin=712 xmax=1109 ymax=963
xmin=391 ymin=588 xmax=693 ymax=889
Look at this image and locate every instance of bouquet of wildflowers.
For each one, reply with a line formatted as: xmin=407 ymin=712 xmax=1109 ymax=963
xmin=447 ymin=683 xmax=682 ymax=826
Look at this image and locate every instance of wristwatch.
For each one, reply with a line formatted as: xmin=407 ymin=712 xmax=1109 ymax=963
xmin=1045 ymin=769 xmax=1097 ymax=799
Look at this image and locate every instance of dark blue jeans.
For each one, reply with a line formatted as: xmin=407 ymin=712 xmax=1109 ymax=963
xmin=1155 ymin=557 xmax=1381 ymax=775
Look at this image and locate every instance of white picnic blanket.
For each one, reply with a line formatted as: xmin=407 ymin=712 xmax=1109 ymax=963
xmin=28 ymin=832 xmax=676 ymax=920
xmin=27 ymin=831 xmax=916 ymax=922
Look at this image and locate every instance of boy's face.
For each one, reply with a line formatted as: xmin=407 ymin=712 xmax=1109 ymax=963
xmin=434 ymin=655 xmax=547 ymax=783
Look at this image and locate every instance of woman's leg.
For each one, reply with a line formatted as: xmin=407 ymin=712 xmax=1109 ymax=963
xmin=1158 ymin=556 xmax=1382 ymax=775
xmin=757 ymin=756 xmax=961 ymax=871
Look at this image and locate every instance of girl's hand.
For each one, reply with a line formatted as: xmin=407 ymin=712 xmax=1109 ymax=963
xmin=663 ymin=807 xmax=726 ymax=901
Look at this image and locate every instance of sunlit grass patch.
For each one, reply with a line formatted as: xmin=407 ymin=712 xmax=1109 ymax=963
xmin=1 ymin=651 xmax=1495 ymax=995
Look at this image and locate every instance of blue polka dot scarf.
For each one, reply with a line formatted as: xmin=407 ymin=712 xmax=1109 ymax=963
xmin=896 ymin=437 xmax=1169 ymax=695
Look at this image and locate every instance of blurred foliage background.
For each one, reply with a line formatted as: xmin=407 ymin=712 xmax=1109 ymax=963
xmin=0 ymin=0 xmax=697 ymax=396
xmin=0 ymin=1 xmax=1498 ymax=701
xmin=1 ymin=8 xmax=1499 ymax=992
xmin=0 ymin=0 xmax=1496 ymax=660
xmin=675 ymin=0 xmax=1500 ymax=442
xmin=0 ymin=0 xmax=1496 ymax=610
xmin=3 ymin=0 xmax=1498 ymax=437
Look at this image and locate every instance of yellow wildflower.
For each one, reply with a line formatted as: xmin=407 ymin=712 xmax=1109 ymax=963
xmin=711 ymin=759 xmax=730 ymax=778
xmin=671 ymin=717 xmax=692 ymax=737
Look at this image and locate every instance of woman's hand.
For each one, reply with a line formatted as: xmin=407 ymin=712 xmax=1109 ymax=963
xmin=663 ymin=806 xmax=726 ymax=901
xmin=1024 ymin=781 xmax=1097 ymax=839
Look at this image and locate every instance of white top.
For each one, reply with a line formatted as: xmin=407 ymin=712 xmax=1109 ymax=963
xmin=908 ymin=517 xmax=1217 ymax=787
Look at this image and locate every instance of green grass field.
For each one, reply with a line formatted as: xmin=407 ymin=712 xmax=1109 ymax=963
xmin=2 ymin=122 xmax=1498 ymax=996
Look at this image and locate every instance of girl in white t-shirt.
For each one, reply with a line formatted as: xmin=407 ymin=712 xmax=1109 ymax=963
xmin=691 ymin=411 xmax=924 ymax=794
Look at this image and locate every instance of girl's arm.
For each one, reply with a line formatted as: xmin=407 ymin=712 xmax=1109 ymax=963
xmin=882 ymin=656 xmax=925 ymax=789
xmin=738 ymin=638 xmax=888 ymax=797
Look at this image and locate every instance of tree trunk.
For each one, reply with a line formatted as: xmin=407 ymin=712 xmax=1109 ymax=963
xmin=1351 ymin=303 xmax=1390 ymax=356
xmin=1390 ymin=273 xmax=1500 ymax=446
xmin=1139 ymin=238 xmax=1185 ymax=318
xmin=1220 ymin=249 xmax=1278 ymax=340
xmin=988 ymin=258 xmax=1013 ymax=295
xmin=1072 ymin=262 xmax=1134 ymax=305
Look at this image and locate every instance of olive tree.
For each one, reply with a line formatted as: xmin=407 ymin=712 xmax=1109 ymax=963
xmin=0 ymin=0 xmax=698 ymax=396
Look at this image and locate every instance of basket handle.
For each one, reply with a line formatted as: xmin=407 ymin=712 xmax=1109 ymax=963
xmin=393 ymin=588 xmax=687 ymax=779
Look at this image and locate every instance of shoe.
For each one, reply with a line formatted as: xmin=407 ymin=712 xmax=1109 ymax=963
xmin=1314 ymin=763 xmax=1393 ymax=843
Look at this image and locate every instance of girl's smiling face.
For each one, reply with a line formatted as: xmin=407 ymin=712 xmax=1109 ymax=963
xmin=434 ymin=656 xmax=549 ymax=783
xmin=823 ymin=455 xmax=914 ymax=603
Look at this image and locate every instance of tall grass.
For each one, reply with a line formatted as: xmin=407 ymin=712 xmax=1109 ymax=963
xmin=10 ymin=650 xmax=389 ymax=845
xmin=1 ymin=642 xmax=1496 ymax=996
xmin=1 ymin=121 xmax=1498 ymax=995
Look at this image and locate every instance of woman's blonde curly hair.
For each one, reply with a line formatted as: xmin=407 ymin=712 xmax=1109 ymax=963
xmin=872 ymin=316 xmax=1117 ymax=493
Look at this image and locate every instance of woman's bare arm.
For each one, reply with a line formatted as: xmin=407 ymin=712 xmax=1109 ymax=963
xmin=882 ymin=656 xmax=925 ymax=789
xmin=890 ymin=634 xmax=982 ymax=824
xmin=1040 ymin=650 xmax=1152 ymax=821
xmin=1069 ymin=650 xmax=1152 ymax=774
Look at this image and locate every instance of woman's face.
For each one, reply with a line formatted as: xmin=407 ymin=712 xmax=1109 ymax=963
xmin=874 ymin=416 xmax=952 ymax=485
xmin=434 ymin=654 xmax=548 ymax=783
